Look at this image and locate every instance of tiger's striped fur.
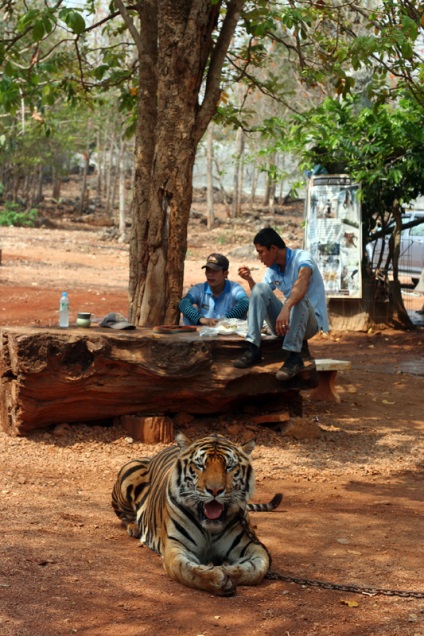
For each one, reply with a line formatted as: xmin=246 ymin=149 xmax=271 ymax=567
xmin=111 ymin=432 xmax=281 ymax=596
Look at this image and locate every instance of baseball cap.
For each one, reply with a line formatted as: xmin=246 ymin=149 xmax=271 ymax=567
xmin=100 ymin=312 xmax=135 ymax=330
xmin=201 ymin=253 xmax=229 ymax=271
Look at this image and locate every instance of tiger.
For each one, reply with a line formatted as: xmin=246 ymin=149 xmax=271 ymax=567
xmin=111 ymin=432 xmax=282 ymax=596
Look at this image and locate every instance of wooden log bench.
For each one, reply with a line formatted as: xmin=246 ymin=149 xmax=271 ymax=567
xmin=0 ymin=326 xmax=350 ymax=436
xmin=0 ymin=326 xmax=307 ymax=436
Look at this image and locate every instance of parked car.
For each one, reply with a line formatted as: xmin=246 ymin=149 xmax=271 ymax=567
xmin=366 ymin=210 xmax=424 ymax=285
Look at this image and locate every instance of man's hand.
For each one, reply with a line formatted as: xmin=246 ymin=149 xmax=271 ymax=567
xmin=238 ymin=265 xmax=251 ymax=280
xmin=238 ymin=265 xmax=256 ymax=290
xmin=275 ymin=307 xmax=290 ymax=336
xmin=199 ymin=317 xmax=219 ymax=326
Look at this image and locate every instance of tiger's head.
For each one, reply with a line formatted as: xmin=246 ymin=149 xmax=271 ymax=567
xmin=170 ymin=432 xmax=256 ymax=532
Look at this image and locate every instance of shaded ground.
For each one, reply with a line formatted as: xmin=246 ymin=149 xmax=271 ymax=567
xmin=1 ymin=193 xmax=424 ymax=635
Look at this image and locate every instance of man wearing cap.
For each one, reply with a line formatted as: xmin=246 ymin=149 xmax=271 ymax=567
xmin=233 ymin=227 xmax=329 ymax=381
xmin=179 ymin=253 xmax=249 ymax=326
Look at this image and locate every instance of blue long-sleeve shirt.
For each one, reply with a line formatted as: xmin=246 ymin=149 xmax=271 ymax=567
xmin=179 ymin=280 xmax=249 ymax=326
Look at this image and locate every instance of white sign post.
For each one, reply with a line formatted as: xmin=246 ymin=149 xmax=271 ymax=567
xmin=304 ymin=174 xmax=362 ymax=299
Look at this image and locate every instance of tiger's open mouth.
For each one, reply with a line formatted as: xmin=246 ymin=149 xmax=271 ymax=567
xmin=202 ymin=500 xmax=225 ymax=521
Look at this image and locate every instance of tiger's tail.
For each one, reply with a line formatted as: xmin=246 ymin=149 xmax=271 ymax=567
xmin=247 ymin=493 xmax=283 ymax=512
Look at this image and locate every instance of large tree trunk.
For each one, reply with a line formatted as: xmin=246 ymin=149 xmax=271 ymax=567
xmin=130 ymin=119 xmax=195 ymax=326
xmin=128 ymin=0 xmax=245 ymax=327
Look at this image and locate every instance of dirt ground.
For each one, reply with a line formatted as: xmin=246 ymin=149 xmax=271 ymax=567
xmin=1 ymin=187 xmax=424 ymax=636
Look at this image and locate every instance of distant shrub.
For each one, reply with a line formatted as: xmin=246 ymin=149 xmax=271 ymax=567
xmin=0 ymin=203 xmax=38 ymax=227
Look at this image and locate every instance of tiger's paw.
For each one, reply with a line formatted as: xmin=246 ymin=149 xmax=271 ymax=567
xmin=218 ymin=575 xmax=236 ymax=597
xmin=195 ymin=565 xmax=236 ymax=596
xmin=126 ymin=522 xmax=140 ymax=538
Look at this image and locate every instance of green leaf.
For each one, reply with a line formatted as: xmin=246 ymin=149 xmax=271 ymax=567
xmin=70 ymin=12 xmax=86 ymax=34
xmin=93 ymin=65 xmax=110 ymax=80
xmin=59 ymin=9 xmax=86 ymax=35
xmin=17 ymin=10 xmax=40 ymax=32
xmin=32 ymin=21 xmax=45 ymax=42
xmin=400 ymin=42 xmax=413 ymax=59
xmin=42 ymin=15 xmax=54 ymax=36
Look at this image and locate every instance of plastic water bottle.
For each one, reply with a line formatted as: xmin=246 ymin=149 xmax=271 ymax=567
xmin=59 ymin=292 xmax=69 ymax=328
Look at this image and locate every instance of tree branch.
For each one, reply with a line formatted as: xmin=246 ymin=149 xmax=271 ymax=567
xmin=113 ymin=0 xmax=143 ymax=56
xmin=196 ymin=0 xmax=246 ymax=139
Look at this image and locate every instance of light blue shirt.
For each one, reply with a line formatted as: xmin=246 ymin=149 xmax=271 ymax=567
xmin=262 ymin=247 xmax=329 ymax=332
xmin=182 ymin=280 xmax=249 ymax=325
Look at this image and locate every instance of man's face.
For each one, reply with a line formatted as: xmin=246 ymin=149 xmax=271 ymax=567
xmin=255 ymin=244 xmax=277 ymax=267
xmin=204 ymin=267 xmax=227 ymax=288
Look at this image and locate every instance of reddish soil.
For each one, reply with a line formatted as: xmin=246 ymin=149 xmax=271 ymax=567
xmin=1 ymin=191 xmax=424 ymax=635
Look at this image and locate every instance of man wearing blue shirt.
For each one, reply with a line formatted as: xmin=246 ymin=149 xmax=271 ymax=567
xmin=179 ymin=253 xmax=249 ymax=326
xmin=233 ymin=228 xmax=329 ymax=381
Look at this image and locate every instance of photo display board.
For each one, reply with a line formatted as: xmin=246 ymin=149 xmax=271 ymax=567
xmin=304 ymin=174 xmax=362 ymax=299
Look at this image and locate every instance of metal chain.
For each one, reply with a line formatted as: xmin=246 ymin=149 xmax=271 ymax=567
xmin=265 ymin=571 xmax=424 ymax=598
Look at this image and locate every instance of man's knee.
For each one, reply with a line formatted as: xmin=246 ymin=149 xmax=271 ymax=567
xmin=251 ymin=283 xmax=272 ymax=302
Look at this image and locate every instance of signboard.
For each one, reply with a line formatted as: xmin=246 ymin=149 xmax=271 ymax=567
xmin=304 ymin=174 xmax=362 ymax=298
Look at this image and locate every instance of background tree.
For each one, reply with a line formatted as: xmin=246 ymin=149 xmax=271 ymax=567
xmin=276 ymin=92 xmax=424 ymax=327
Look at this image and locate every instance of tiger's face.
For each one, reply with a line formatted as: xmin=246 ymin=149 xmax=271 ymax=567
xmin=171 ymin=433 xmax=256 ymax=532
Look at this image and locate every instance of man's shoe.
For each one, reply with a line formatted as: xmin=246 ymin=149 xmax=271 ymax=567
xmin=233 ymin=343 xmax=262 ymax=369
xmin=275 ymin=352 xmax=304 ymax=381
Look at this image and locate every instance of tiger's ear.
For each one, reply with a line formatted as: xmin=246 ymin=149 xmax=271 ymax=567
xmin=240 ymin=438 xmax=256 ymax=456
xmin=175 ymin=432 xmax=193 ymax=450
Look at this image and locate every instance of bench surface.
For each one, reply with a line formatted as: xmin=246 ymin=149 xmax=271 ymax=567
xmin=315 ymin=359 xmax=352 ymax=372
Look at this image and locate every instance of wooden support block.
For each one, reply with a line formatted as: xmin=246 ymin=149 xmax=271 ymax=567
xmin=281 ymin=417 xmax=322 ymax=440
xmin=310 ymin=369 xmax=341 ymax=402
xmin=117 ymin=414 xmax=174 ymax=444
xmin=249 ymin=412 xmax=290 ymax=426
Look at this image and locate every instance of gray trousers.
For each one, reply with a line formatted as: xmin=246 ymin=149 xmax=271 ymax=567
xmin=246 ymin=283 xmax=319 ymax=352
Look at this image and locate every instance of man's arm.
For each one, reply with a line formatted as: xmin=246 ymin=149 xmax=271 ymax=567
xmin=225 ymin=295 xmax=249 ymax=320
xmin=178 ymin=296 xmax=219 ymax=326
xmin=178 ymin=296 xmax=202 ymax=325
